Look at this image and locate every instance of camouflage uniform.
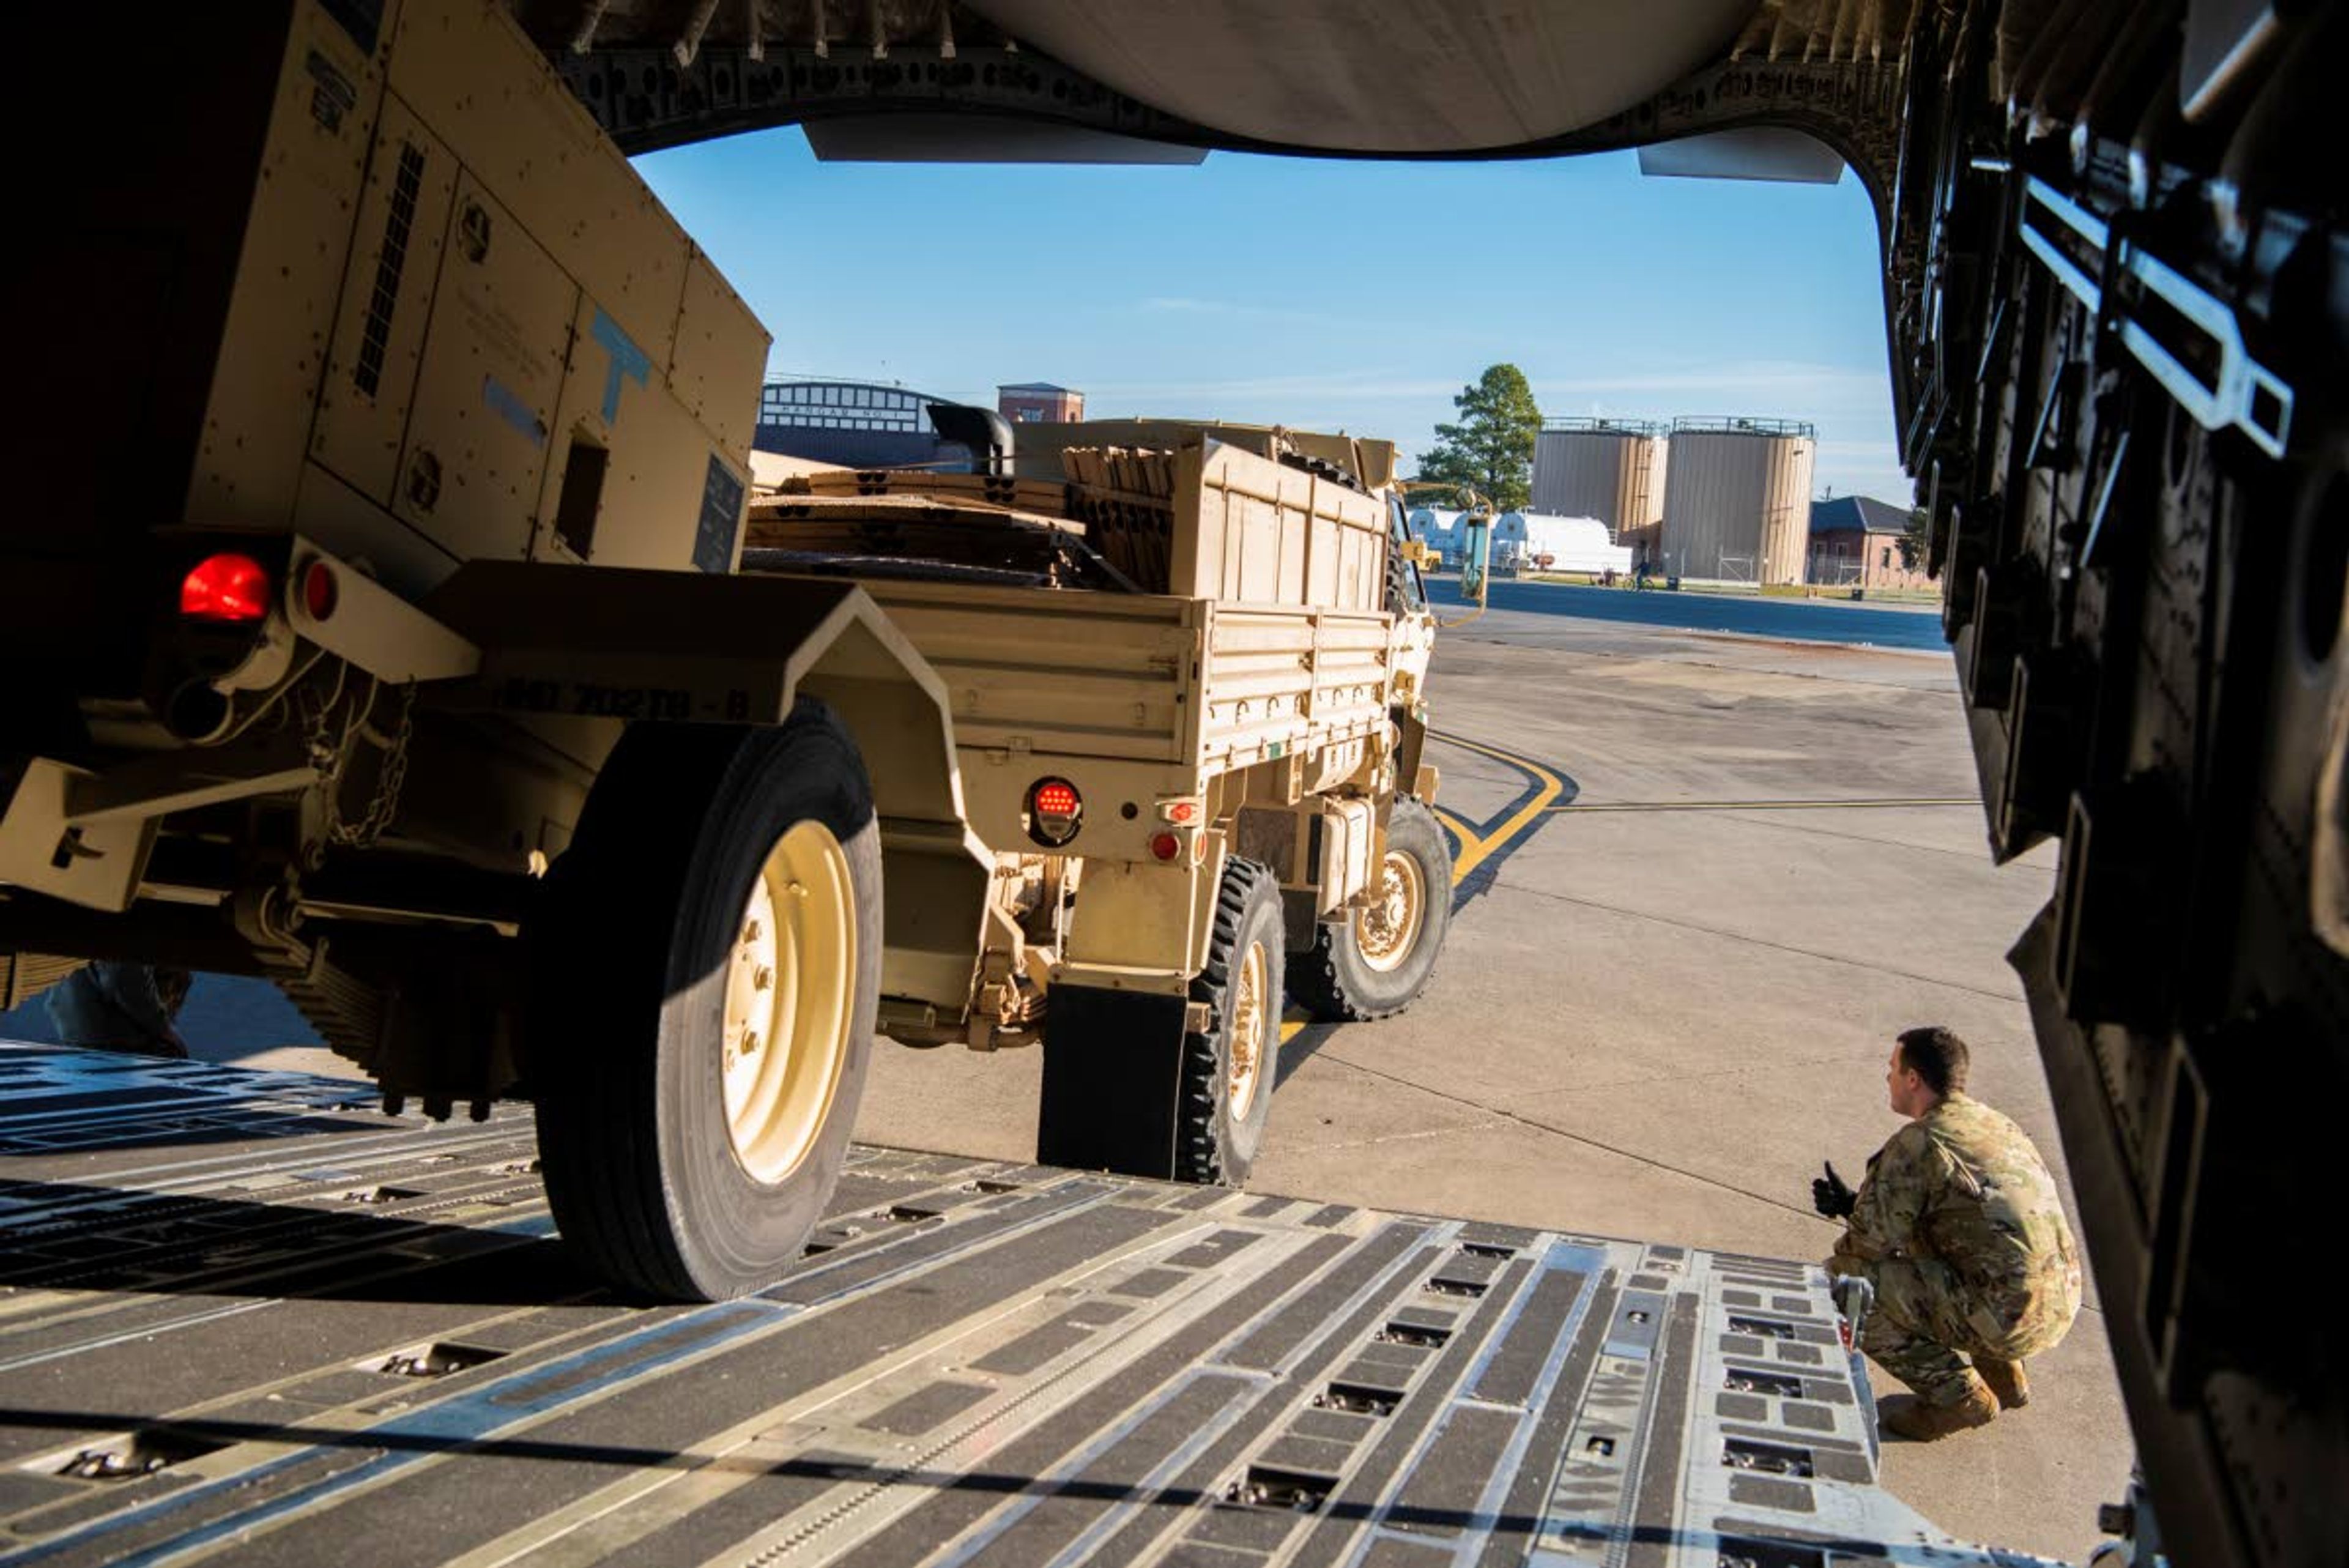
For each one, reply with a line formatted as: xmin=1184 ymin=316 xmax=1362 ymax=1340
xmin=45 ymin=964 xmax=193 ymax=1058
xmin=1827 ymin=1093 xmax=2082 ymax=1406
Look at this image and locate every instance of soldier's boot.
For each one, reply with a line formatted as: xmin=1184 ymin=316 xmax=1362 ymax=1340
xmin=1879 ymin=1375 xmax=1998 ymax=1441
xmin=1975 ymin=1356 xmax=2030 ymax=1410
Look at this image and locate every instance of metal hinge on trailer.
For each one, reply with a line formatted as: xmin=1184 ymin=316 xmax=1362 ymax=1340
xmin=2015 ymin=176 xmax=2295 ymax=458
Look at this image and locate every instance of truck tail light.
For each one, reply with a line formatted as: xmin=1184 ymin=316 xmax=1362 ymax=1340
xmin=301 ymin=558 xmax=338 ymax=621
xmin=1026 ymin=778 xmax=1083 ymax=847
xmin=1149 ymin=831 xmax=1181 ymax=862
xmin=180 ymin=553 xmax=273 ymax=623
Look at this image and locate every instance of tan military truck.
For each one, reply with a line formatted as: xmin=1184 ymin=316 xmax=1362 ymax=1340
xmin=0 ymin=0 xmax=1450 ymax=1300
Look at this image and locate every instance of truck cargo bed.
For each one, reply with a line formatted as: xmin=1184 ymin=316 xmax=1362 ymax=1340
xmin=857 ymin=579 xmax=1395 ymax=773
xmin=0 ymin=1044 xmax=2038 ymax=1567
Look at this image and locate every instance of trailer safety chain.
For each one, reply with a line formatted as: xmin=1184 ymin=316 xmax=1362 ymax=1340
xmin=306 ymin=677 xmax=418 ymax=854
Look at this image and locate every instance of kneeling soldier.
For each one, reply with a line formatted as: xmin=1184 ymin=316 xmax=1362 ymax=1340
xmin=1813 ymin=1026 xmax=2083 ymax=1440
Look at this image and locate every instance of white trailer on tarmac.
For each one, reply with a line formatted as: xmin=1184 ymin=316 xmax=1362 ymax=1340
xmin=1497 ymin=512 xmax=1635 ymax=576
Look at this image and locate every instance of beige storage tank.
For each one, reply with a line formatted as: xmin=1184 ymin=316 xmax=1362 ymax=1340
xmin=1658 ymin=417 xmax=1816 ymax=584
xmin=1531 ymin=418 xmax=1667 ymax=538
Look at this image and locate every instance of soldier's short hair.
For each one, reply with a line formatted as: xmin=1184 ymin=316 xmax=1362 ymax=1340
xmin=1896 ymin=1026 xmax=1970 ymax=1098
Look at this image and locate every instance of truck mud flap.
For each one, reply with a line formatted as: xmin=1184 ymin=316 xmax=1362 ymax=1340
xmin=1034 ymin=983 xmax=1187 ymax=1178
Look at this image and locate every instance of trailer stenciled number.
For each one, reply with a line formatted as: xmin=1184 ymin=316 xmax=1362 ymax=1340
xmin=497 ymin=677 xmax=746 ymax=722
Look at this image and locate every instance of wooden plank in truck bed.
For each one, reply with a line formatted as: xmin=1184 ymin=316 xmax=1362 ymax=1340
xmin=784 ymin=470 xmax=1077 ymax=515
xmin=1171 ymin=442 xmax=1387 ymax=614
xmin=0 ymin=1044 xmax=2047 ymax=1568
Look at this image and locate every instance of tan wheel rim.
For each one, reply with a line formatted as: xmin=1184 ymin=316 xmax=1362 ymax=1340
xmin=720 ymin=819 xmax=856 ymax=1184
xmin=1355 ymin=847 xmax=1426 ymax=974
xmin=1228 ymin=940 xmax=1269 ymax=1123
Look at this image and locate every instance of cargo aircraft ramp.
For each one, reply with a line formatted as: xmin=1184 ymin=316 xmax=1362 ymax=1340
xmin=0 ymin=1044 xmax=2052 ymax=1568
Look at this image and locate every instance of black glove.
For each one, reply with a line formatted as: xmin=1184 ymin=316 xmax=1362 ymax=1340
xmin=1811 ymin=1161 xmax=1857 ymax=1219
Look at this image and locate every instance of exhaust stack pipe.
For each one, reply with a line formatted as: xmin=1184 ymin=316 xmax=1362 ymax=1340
xmin=927 ymin=403 xmax=1017 ymax=477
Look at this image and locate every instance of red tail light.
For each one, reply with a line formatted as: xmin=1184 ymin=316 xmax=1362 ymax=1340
xmin=180 ymin=553 xmax=273 ymax=623
xmin=301 ymin=559 xmax=338 ymax=621
xmin=1026 ymin=778 xmax=1083 ymax=847
xmin=1149 ymin=831 xmax=1181 ymax=862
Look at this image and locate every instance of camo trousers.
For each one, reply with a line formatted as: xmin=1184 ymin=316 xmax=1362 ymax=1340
xmin=1832 ymin=1253 xmax=2049 ymax=1408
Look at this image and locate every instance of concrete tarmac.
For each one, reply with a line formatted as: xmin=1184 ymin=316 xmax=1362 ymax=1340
xmin=5 ymin=598 xmax=2131 ymax=1561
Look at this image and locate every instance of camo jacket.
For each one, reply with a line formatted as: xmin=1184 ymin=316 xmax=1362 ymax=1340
xmin=1838 ymin=1093 xmax=2083 ymax=1348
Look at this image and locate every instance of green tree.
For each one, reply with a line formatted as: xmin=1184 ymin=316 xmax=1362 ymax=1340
xmin=1899 ymin=506 xmax=1929 ymax=570
xmin=1415 ymin=365 xmax=1542 ymax=511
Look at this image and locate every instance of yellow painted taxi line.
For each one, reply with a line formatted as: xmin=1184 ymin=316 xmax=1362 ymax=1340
xmin=1430 ymin=802 xmax=1482 ymax=851
xmin=1425 ymin=730 xmax=1567 ymax=883
xmin=1275 ymin=730 xmax=1556 ymax=1044
xmin=1544 ymin=797 xmax=1974 ymax=812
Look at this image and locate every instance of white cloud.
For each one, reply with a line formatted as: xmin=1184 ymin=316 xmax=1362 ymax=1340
xmin=1133 ymin=295 xmax=1487 ymax=346
xmin=1133 ymin=296 xmax=1364 ymax=334
xmin=1139 ymin=296 xmax=1276 ymax=318
xmin=1081 ymin=371 xmax=1460 ymax=406
xmin=1537 ymin=359 xmax=1887 ymax=408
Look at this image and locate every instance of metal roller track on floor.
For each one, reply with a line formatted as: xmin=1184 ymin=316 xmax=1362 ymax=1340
xmin=0 ymin=1044 xmax=2048 ymax=1568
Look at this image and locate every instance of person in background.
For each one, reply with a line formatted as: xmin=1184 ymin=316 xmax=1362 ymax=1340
xmin=1811 ymin=1025 xmax=2083 ymax=1440
xmin=46 ymin=964 xmax=195 ymax=1059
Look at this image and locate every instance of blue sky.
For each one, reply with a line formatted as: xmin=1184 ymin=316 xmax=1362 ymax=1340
xmin=636 ymin=131 xmax=1910 ymax=504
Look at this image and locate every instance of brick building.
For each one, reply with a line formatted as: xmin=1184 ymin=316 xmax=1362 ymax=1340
xmin=997 ymin=382 xmax=1085 ymax=423
xmin=1806 ymin=494 xmax=1934 ymax=591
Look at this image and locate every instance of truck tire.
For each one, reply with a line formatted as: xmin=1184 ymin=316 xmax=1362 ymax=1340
xmin=1384 ymin=534 xmax=1419 ymax=615
xmin=1288 ymin=795 xmax=1451 ymax=1022
xmin=1179 ymin=856 xmax=1285 ymax=1185
xmin=528 ymin=702 xmax=881 ymax=1301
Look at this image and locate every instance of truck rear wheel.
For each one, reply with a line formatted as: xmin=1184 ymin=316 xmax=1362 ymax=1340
xmin=1288 ymin=795 xmax=1451 ymax=1022
xmin=1036 ymin=856 xmax=1283 ymax=1185
xmin=1180 ymin=856 xmax=1284 ymax=1184
xmin=529 ymin=703 xmax=881 ymax=1301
